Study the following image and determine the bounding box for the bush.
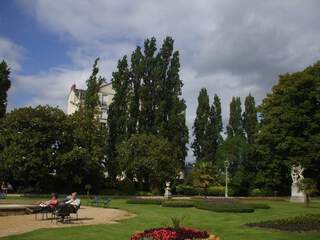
[246,214,320,232]
[194,200,254,213]
[126,199,162,205]
[249,188,272,197]
[245,203,270,209]
[162,200,194,208]
[207,186,225,196]
[176,185,197,195]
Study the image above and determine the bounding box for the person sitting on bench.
[56,192,80,221]
[27,193,59,213]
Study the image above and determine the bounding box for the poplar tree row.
[107,37,188,180]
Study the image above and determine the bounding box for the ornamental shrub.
[246,214,320,232]
[245,203,270,209]
[194,200,254,213]
[207,186,225,196]
[249,188,272,196]
[176,185,197,195]
[162,200,194,208]
[126,199,162,205]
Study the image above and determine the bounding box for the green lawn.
[1,197,320,240]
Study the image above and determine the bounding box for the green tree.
[191,161,218,196]
[117,133,180,192]
[255,61,320,193]
[128,47,143,135]
[207,94,223,163]
[227,97,243,138]
[298,178,317,207]
[0,106,67,191]
[241,94,258,192]
[243,94,257,144]
[0,60,11,118]
[58,109,107,192]
[192,88,210,162]
[84,58,105,115]
[139,38,158,133]
[155,37,188,167]
[107,56,130,180]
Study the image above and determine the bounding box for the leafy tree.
[298,178,317,207]
[117,133,180,192]
[191,161,218,196]
[107,56,131,179]
[226,97,243,138]
[0,106,67,191]
[0,60,11,118]
[192,88,210,162]
[58,109,107,192]
[255,61,320,193]
[84,58,106,114]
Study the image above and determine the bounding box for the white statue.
[164,181,172,199]
[290,164,306,203]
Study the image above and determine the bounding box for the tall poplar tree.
[243,94,257,144]
[207,94,223,163]
[155,37,188,166]
[226,97,243,138]
[139,38,158,133]
[128,47,143,135]
[192,88,210,162]
[107,56,130,179]
[84,58,106,118]
[0,60,11,118]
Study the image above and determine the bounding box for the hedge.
[126,199,162,205]
[162,200,194,208]
[194,200,255,213]
[245,203,270,209]
[246,214,320,232]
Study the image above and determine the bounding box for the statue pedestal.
[290,184,306,203]
[290,196,305,203]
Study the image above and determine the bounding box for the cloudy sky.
[1,0,320,160]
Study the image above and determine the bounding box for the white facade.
[67,83,115,123]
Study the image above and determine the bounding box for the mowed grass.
[1,197,320,240]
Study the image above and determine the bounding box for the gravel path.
[0,206,135,238]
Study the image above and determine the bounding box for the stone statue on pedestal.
[164,181,172,199]
[290,165,306,203]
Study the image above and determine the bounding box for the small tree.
[298,178,318,207]
[191,161,218,197]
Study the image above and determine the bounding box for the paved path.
[0,206,135,238]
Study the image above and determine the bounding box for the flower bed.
[130,227,219,240]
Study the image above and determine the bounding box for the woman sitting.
[28,193,59,213]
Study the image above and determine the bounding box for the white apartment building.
[67,83,115,123]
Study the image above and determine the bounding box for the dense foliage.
[255,61,320,194]
[108,37,188,186]
[117,133,180,192]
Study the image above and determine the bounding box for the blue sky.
[1,1,320,159]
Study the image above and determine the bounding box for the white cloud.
[13,0,320,161]
[0,37,25,71]
[10,67,90,110]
